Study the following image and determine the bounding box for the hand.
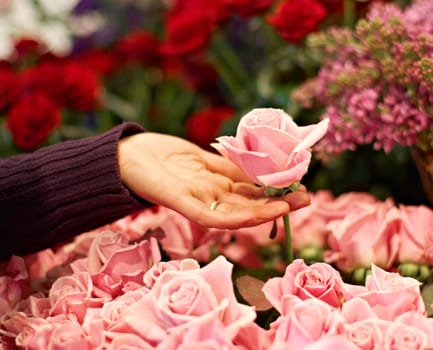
[118,132,310,229]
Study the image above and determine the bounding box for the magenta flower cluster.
[297,1,433,158]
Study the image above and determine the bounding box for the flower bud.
[351,267,371,285]
[296,246,324,264]
[397,263,431,283]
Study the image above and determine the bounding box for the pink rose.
[212,108,329,188]
[214,220,283,269]
[0,256,29,314]
[313,191,379,222]
[385,312,433,349]
[268,298,345,349]
[16,315,92,350]
[351,265,425,321]
[87,230,161,285]
[303,335,362,350]
[325,200,400,273]
[234,322,271,350]
[262,259,346,310]
[48,272,103,322]
[23,249,64,281]
[397,204,433,264]
[158,317,243,349]
[142,259,200,291]
[345,318,390,350]
[108,207,168,241]
[100,289,148,332]
[289,193,330,251]
[158,207,219,262]
[122,256,256,345]
[107,333,153,350]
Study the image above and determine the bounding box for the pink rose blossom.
[122,256,256,345]
[87,230,161,285]
[100,289,147,332]
[312,190,379,222]
[344,318,391,350]
[350,265,425,321]
[16,315,92,350]
[91,273,122,299]
[158,317,245,349]
[212,108,329,188]
[289,193,330,251]
[262,259,346,310]
[107,333,153,349]
[109,207,168,241]
[0,256,29,314]
[385,312,433,349]
[268,298,345,349]
[397,204,433,264]
[325,200,400,272]
[213,220,283,269]
[158,207,219,262]
[48,272,104,323]
[23,249,65,281]
[234,322,271,350]
[341,297,377,324]
[142,259,200,291]
[303,335,362,350]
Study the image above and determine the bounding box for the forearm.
[0,122,151,260]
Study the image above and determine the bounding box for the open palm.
[119,132,310,229]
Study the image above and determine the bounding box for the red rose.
[72,49,119,77]
[186,106,235,148]
[0,67,20,112]
[7,93,61,150]
[61,63,101,111]
[169,0,229,23]
[115,31,160,66]
[21,62,101,111]
[161,10,216,56]
[225,0,273,17]
[21,62,63,98]
[267,0,327,44]
[12,37,45,62]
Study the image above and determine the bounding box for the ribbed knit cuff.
[0,122,151,259]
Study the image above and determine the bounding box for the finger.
[200,150,252,183]
[281,191,311,211]
[173,195,290,229]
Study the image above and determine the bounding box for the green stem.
[343,0,356,29]
[283,213,293,264]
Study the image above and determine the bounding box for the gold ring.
[209,200,220,211]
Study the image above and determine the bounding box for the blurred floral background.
[0,0,430,206]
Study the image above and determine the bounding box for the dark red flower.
[169,0,229,23]
[161,10,216,56]
[115,31,160,66]
[7,93,61,151]
[186,106,235,149]
[71,49,120,77]
[225,0,273,17]
[61,63,101,111]
[0,67,20,112]
[21,61,101,111]
[267,0,327,44]
[12,38,45,61]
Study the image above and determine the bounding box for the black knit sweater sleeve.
[0,122,152,260]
